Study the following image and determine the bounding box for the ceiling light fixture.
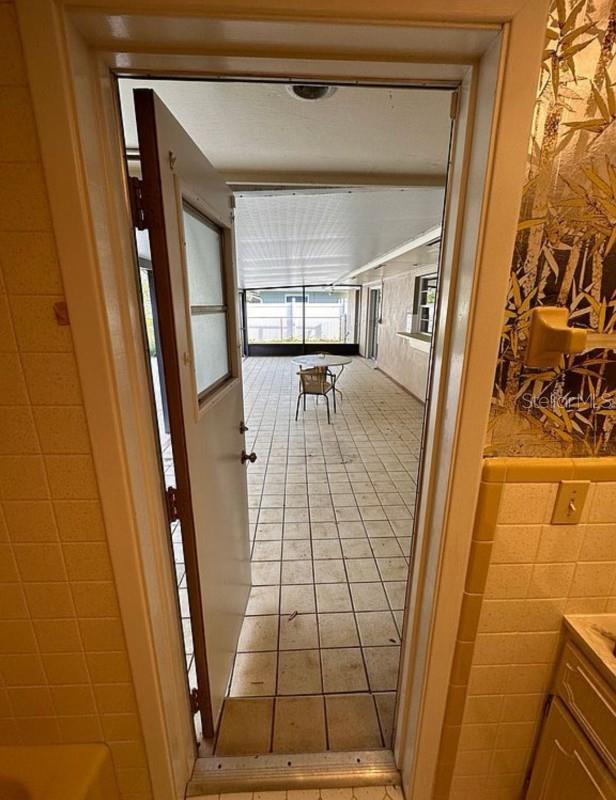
[287,84,337,101]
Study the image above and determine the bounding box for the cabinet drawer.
[554,642,616,776]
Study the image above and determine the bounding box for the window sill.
[396,331,431,352]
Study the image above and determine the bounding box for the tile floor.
[214,356,424,755]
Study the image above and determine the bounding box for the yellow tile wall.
[442,459,616,800]
[0,3,152,798]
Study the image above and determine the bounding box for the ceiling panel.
[235,187,444,288]
[119,79,452,182]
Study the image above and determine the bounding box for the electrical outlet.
[552,480,590,525]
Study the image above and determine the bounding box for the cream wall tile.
[23,583,74,618]
[491,525,540,564]
[0,584,27,618]
[527,563,575,598]
[0,295,17,351]
[587,483,616,522]
[498,484,557,525]
[0,4,27,86]
[94,683,137,714]
[33,619,81,653]
[535,525,583,563]
[45,456,98,499]
[86,652,132,684]
[0,654,45,686]
[0,354,28,404]
[0,163,51,232]
[7,686,54,717]
[58,715,103,743]
[0,455,48,500]
[51,685,96,716]
[0,232,63,295]
[484,564,532,599]
[0,87,39,162]
[0,619,37,654]
[79,619,126,652]
[33,407,90,454]
[71,582,119,617]
[3,501,58,542]
[42,652,89,685]
[579,525,616,561]
[13,543,67,582]
[570,561,616,596]
[63,542,113,582]
[21,353,83,405]
[14,717,61,745]
[54,501,106,542]
[0,543,19,581]
[9,295,72,352]
[0,407,39,454]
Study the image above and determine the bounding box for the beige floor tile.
[230,651,277,697]
[246,585,279,616]
[318,612,360,648]
[238,615,278,652]
[311,522,338,539]
[283,522,310,539]
[280,584,316,614]
[282,540,311,560]
[374,692,396,747]
[341,539,373,558]
[363,646,400,691]
[255,523,283,541]
[384,581,407,611]
[345,558,380,582]
[216,698,273,755]
[279,613,318,650]
[376,558,408,581]
[253,541,282,561]
[314,559,346,583]
[325,694,382,750]
[277,649,322,695]
[350,582,389,611]
[251,561,281,586]
[316,583,352,612]
[312,540,343,559]
[370,539,404,558]
[356,611,400,646]
[337,521,367,539]
[321,647,368,693]
[272,696,326,753]
[281,560,313,585]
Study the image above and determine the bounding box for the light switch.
[552,480,590,524]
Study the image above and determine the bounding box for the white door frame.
[15,3,549,799]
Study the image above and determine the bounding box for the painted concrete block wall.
[0,4,152,798]
[376,273,430,401]
[446,461,616,800]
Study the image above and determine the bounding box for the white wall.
[358,258,436,402]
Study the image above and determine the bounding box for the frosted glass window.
[182,201,231,398]
[192,313,230,395]
[183,206,224,306]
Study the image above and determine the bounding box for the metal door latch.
[241,450,257,464]
[239,421,249,433]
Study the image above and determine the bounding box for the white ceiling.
[119,79,451,183]
[234,187,444,288]
[119,79,448,287]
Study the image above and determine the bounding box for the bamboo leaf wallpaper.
[487,0,616,456]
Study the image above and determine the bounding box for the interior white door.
[134,88,252,732]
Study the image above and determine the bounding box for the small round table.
[291,354,352,394]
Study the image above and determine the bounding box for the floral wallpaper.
[487,0,616,456]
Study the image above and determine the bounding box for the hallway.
[214,357,423,754]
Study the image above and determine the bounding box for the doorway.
[366,287,382,361]
[21,3,548,793]
[119,76,451,757]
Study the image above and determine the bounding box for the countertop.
[564,613,616,688]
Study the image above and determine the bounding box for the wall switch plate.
[552,480,590,524]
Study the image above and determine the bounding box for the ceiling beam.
[226,170,447,188]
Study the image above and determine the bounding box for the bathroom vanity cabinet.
[527,616,616,800]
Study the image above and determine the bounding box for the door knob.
[239,421,249,434]
[241,450,257,464]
